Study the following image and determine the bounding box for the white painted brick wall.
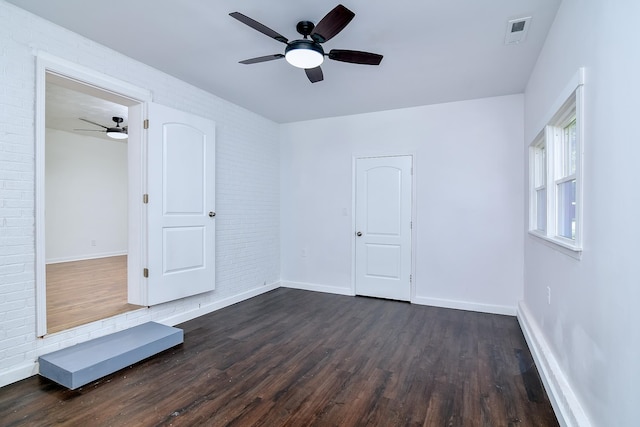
[0,1,280,386]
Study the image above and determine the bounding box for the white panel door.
[355,156,412,301]
[144,103,215,306]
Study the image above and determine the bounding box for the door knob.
[209,211,216,218]
[356,231,362,237]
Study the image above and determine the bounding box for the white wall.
[522,0,640,425]
[0,1,280,387]
[45,128,128,262]
[281,95,524,314]
[10,4,633,425]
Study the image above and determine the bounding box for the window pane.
[535,146,546,187]
[536,188,546,232]
[557,179,576,239]
[561,119,577,177]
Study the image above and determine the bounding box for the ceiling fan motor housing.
[296,20,315,36]
[286,39,324,54]
[107,116,127,139]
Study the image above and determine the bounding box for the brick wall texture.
[0,1,280,386]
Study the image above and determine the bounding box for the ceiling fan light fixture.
[285,40,324,69]
[106,128,128,140]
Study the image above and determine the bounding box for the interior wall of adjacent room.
[45,128,128,263]
[0,1,280,387]
[280,94,524,313]
[522,0,640,425]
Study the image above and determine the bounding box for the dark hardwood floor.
[0,288,558,426]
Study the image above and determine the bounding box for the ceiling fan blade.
[79,118,108,129]
[305,66,324,83]
[239,54,285,65]
[328,49,383,65]
[311,4,355,43]
[74,129,105,132]
[229,12,288,44]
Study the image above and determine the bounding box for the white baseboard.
[517,301,592,427]
[46,251,128,264]
[280,281,354,296]
[281,284,516,316]
[412,295,516,316]
[158,281,281,327]
[0,361,39,388]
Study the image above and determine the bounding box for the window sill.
[528,230,582,259]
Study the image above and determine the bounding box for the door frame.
[35,53,151,336]
[351,153,417,301]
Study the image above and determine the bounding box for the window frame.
[528,79,584,253]
[530,136,547,233]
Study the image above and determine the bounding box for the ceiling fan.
[230,4,383,83]
[75,116,128,140]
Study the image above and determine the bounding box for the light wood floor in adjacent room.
[4,288,559,426]
[46,255,142,334]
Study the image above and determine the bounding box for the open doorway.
[44,78,142,333]
[35,56,150,336]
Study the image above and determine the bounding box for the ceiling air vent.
[504,16,531,45]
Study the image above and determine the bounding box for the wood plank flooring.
[1,288,559,426]
[46,256,142,334]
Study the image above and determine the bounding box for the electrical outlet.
[301,249,307,258]
[263,280,267,286]
[546,286,551,305]
[91,240,96,246]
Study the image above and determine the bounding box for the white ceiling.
[46,82,128,142]
[9,0,561,123]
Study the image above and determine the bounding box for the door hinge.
[143,268,149,278]
[143,194,149,204]
[143,119,149,129]
[410,274,412,284]
[410,221,413,229]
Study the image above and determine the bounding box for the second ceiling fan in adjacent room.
[75,116,128,140]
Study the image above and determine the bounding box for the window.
[529,80,583,251]
[556,118,577,239]
[532,140,546,232]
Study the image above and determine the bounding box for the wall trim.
[46,251,128,265]
[34,53,151,337]
[412,295,516,316]
[0,362,39,389]
[517,301,592,427]
[281,281,354,296]
[281,283,516,315]
[159,282,281,327]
